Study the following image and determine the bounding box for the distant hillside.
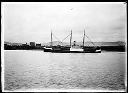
[4,41,22,46]
[42,41,126,46]
[41,41,69,46]
[4,41,125,46]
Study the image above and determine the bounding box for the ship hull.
[43,47,52,52]
[44,46,101,53]
[51,51,101,53]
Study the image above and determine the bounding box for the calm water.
[4,50,126,91]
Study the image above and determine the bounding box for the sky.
[2,2,127,43]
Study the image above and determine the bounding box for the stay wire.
[85,34,95,46]
[62,33,71,42]
[52,33,63,44]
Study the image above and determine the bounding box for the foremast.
[51,30,53,47]
[83,29,85,47]
[70,30,72,47]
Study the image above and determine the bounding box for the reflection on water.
[4,50,126,91]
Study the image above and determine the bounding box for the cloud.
[3,3,126,43]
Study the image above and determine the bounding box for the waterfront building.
[30,42,35,46]
[36,44,41,47]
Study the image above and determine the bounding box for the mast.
[83,29,85,47]
[70,30,72,47]
[51,30,53,47]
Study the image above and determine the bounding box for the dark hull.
[44,46,101,53]
[44,48,52,52]
[51,51,101,53]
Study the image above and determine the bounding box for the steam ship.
[44,29,101,53]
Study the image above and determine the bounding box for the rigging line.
[52,33,63,44]
[86,35,95,46]
[62,33,71,42]
[52,33,61,41]
[85,34,95,46]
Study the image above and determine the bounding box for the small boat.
[44,29,101,53]
[43,46,52,52]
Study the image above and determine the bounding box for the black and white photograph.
[1,2,127,92]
